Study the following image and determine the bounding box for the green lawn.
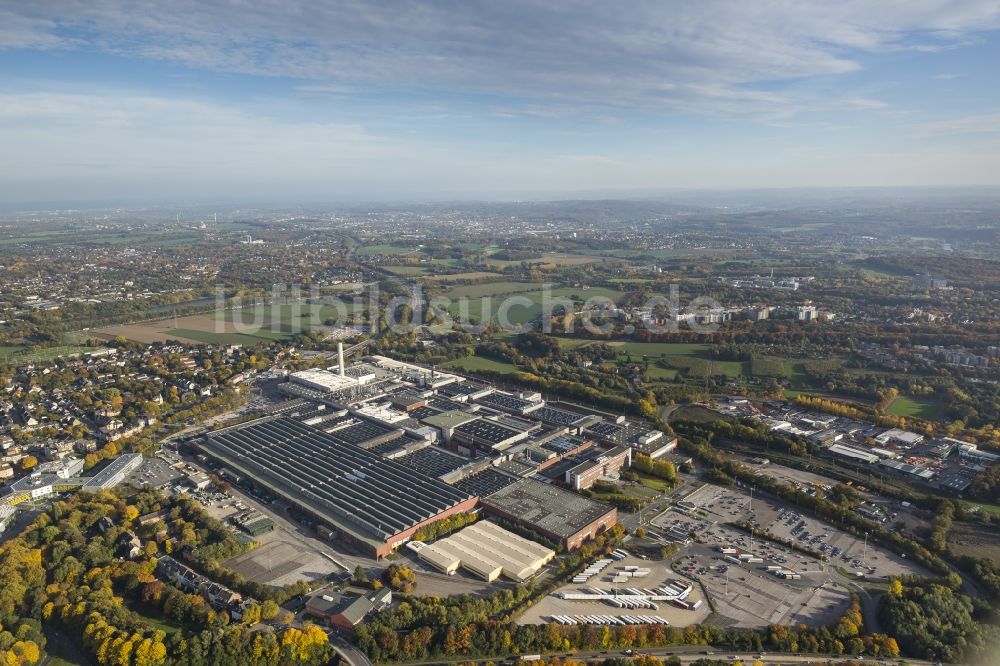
[443,281,540,299]
[611,341,712,357]
[128,603,181,635]
[645,364,679,380]
[668,404,731,424]
[382,265,430,276]
[442,284,625,325]
[443,356,519,374]
[0,344,93,362]
[633,472,675,492]
[219,302,363,329]
[357,244,421,256]
[887,395,946,420]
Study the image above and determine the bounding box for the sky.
[2,0,1000,205]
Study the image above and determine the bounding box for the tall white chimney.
[337,342,346,376]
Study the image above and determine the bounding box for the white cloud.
[5,1,999,117]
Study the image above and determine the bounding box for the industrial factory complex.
[194,350,677,559]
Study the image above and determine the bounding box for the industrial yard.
[519,554,710,627]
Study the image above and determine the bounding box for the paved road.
[402,646,934,666]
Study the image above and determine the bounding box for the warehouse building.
[198,417,477,558]
[82,453,144,491]
[474,391,545,416]
[480,478,617,550]
[452,418,529,455]
[410,520,554,581]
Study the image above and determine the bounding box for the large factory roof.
[82,453,143,490]
[475,392,541,414]
[452,468,520,497]
[421,410,479,430]
[453,418,525,446]
[199,418,474,547]
[395,446,471,478]
[290,369,360,393]
[481,478,614,540]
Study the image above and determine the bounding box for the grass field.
[669,404,732,424]
[645,364,679,380]
[129,604,181,635]
[0,344,94,362]
[443,356,519,374]
[441,283,625,325]
[94,302,362,346]
[442,281,540,299]
[220,302,363,328]
[357,244,421,256]
[887,395,946,420]
[608,341,712,357]
[482,252,607,268]
[382,265,430,276]
[423,271,503,282]
[164,328,278,346]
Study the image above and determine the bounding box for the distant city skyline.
[2,1,1000,205]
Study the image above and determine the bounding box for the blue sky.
[1,0,1000,204]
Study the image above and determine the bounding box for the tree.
[18,456,38,472]
[261,599,280,621]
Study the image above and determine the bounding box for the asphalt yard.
[519,556,710,627]
[128,455,184,490]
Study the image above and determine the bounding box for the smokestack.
[338,342,345,377]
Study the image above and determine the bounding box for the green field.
[751,357,791,378]
[669,404,732,424]
[887,395,946,420]
[165,329,280,346]
[483,252,606,267]
[553,337,602,350]
[382,265,430,276]
[442,281,541,299]
[443,356,519,374]
[357,244,421,256]
[441,283,625,325]
[609,341,712,358]
[129,604,181,635]
[0,344,94,362]
[645,364,679,380]
[219,302,363,328]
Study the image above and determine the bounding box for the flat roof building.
[480,478,617,550]
[198,417,477,558]
[452,418,529,455]
[290,369,361,393]
[412,520,554,581]
[565,445,632,490]
[83,453,144,491]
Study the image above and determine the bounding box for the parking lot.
[764,508,928,580]
[643,481,933,627]
[127,455,183,489]
[226,529,342,587]
[519,556,710,627]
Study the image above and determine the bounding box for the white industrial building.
[410,520,554,582]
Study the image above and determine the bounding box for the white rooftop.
[290,369,360,393]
